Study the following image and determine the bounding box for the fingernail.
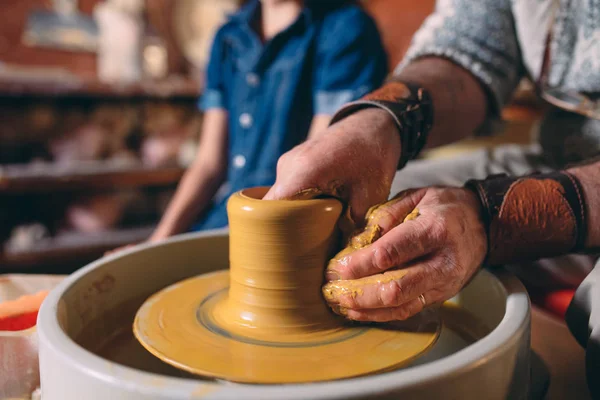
[325,269,340,281]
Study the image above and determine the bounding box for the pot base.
[134,270,441,384]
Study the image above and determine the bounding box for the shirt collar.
[230,0,313,28]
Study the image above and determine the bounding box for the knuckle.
[426,189,443,204]
[383,279,404,306]
[293,146,318,168]
[371,206,402,229]
[422,258,449,288]
[277,150,294,168]
[375,284,387,307]
[427,216,449,245]
[276,151,292,173]
[372,243,398,272]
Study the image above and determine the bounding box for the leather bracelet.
[329,81,434,169]
[465,171,588,266]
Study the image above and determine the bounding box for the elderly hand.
[263,109,401,223]
[322,186,487,322]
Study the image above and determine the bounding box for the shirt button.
[239,113,253,128]
[246,73,259,87]
[233,155,246,169]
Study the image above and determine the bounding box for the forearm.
[150,163,225,241]
[393,57,488,149]
[330,57,489,171]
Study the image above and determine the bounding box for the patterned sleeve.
[396,0,523,131]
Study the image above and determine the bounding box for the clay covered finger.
[325,189,425,281]
[325,207,439,281]
[322,264,439,311]
[342,291,426,322]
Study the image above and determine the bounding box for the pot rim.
[38,229,530,399]
[233,186,342,208]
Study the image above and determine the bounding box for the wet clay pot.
[218,186,344,340]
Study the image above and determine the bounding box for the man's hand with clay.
[264,58,491,322]
[265,52,600,323]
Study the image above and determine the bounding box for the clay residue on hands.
[403,207,420,222]
[325,195,420,279]
[289,180,347,202]
[323,191,420,310]
[323,269,409,306]
[290,187,323,200]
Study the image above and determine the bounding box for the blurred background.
[0,0,540,274]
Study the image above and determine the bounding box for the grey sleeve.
[395,0,523,133]
[566,260,600,398]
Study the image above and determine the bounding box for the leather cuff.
[465,172,587,266]
[329,81,434,169]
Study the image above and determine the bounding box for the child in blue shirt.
[150,0,387,241]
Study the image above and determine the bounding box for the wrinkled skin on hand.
[263,109,401,224]
[322,187,487,322]
[264,108,486,322]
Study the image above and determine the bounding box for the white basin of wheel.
[37,230,531,400]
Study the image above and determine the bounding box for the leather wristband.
[329,81,434,169]
[465,171,588,266]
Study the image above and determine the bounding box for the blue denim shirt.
[191,0,387,230]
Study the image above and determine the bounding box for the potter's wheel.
[37,229,531,400]
[133,270,439,384]
[133,188,440,384]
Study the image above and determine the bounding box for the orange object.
[0,290,49,331]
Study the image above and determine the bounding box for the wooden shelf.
[0,161,185,193]
[0,225,154,271]
[0,69,202,99]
